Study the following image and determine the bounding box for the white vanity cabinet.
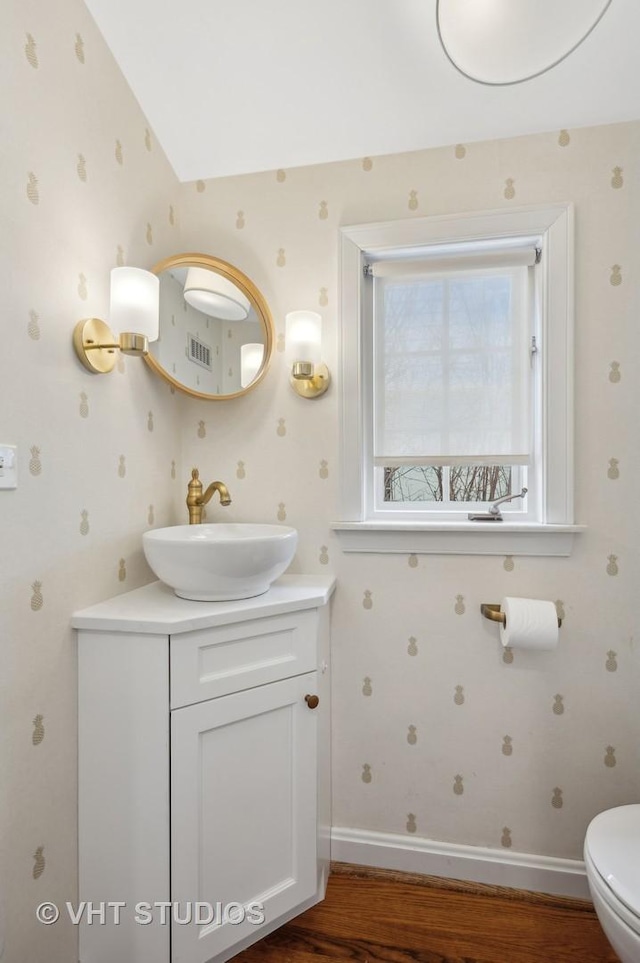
[73,575,334,963]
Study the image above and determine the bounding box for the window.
[334,205,582,555]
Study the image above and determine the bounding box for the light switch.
[0,445,17,489]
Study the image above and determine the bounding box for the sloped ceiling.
[83,0,640,181]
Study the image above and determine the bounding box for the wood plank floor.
[234,863,620,963]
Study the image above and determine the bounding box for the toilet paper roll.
[499,596,559,650]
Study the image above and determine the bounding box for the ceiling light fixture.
[183,267,250,321]
[436,0,613,86]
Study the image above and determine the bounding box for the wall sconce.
[240,343,265,388]
[73,267,160,374]
[285,310,330,399]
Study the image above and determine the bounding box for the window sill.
[331,521,585,556]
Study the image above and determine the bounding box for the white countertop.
[72,575,336,635]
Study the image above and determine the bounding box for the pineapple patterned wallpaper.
[178,120,640,865]
[3,0,640,959]
[2,0,182,959]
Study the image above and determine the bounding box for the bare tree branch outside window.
[384,464,511,503]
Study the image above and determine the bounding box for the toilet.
[584,805,640,963]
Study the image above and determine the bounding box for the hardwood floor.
[234,863,620,963]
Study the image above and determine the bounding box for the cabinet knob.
[304,694,320,709]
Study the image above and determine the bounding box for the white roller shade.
[369,244,538,278]
[373,259,533,468]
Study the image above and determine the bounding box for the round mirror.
[146,253,274,400]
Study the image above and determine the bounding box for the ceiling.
[83,0,640,182]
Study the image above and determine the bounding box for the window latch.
[468,487,528,522]
[530,335,538,366]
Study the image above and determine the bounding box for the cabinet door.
[171,672,318,963]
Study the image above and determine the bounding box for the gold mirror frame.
[146,252,275,401]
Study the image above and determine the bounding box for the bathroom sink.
[143,523,298,601]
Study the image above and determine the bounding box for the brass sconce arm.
[187,468,232,524]
[73,320,151,373]
[290,362,331,399]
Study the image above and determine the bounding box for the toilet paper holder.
[481,602,562,628]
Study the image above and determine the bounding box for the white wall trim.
[332,521,584,556]
[331,827,590,900]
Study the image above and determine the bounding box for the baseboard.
[330,827,590,900]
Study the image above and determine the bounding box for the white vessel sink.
[143,523,298,601]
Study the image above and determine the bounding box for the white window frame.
[333,204,584,556]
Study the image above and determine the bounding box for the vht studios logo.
[36,901,265,926]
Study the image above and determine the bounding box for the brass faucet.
[186,468,232,524]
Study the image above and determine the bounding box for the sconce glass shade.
[285,310,322,366]
[436,0,612,85]
[240,343,265,388]
[110,267,159,342]
[183,267,251,321]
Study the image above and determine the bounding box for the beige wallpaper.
[177,121,640,863]
[2,0,182,959]
[3,0,640,959]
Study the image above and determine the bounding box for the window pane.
[383,466,444,502]
[383,465,513,504]
[449,466,512,502]
[448,350,515,454]
[382,279,443,353]
[382,355,443,457]
[448,275,512,349]
[374,267,530,462]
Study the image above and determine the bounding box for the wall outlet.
[0,445,17,489]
